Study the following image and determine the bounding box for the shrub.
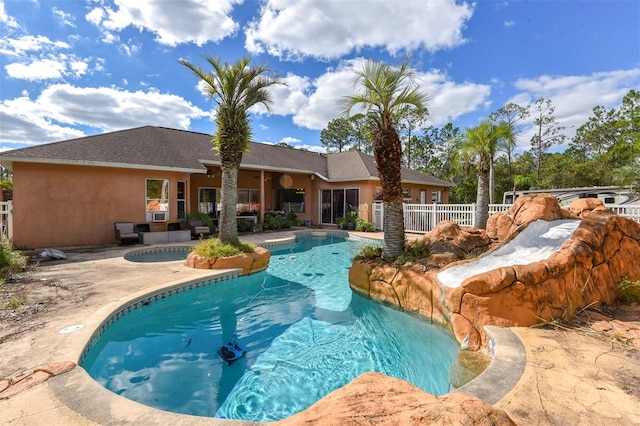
[394,240,431,266]
[0,179,12,191]
[0,243,26,277]
[192,238,256,259]
[353,245,384,263]
[354,239,431,266]
[183,212,214,230]
[237,218,254,233]
[263,213,299,230]
[355,218,374,232]
[616,278,640,304]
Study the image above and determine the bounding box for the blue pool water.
[124,246,191,263]
[82,235,459,422]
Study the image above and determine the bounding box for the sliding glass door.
[320,188,359,224]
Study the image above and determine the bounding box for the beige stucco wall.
[12,162,189,249]
[11,161,451,248]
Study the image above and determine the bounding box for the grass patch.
[4,297,25,310]
[192,238,256,259]
[0,243,27,278]
[616,278,640,304]
[353,239,431,266]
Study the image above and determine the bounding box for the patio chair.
[114,222,139,245]
[167,222,181,231]
[188,219,212,239]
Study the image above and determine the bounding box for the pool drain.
[59,324,84,334]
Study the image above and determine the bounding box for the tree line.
[321,89,640,219]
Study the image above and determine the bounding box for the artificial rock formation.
[185,246,270,275]
[349,194,640,350]
[275,372,516,426]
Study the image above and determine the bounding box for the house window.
[146,178,169,221]
[177,181,186,220]
[199,188,218,216]
[279,188,305,213]
[432,190,442,203]
[237,189,260,213]
[402,188,411,200]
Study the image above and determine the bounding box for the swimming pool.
[82,234,459,422]
[124,246,191,263]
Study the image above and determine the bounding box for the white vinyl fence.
[372,202,640,233]
[0,201,12,244]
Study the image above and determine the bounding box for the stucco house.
[0,126,453,249]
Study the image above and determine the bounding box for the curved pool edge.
[454,326,527,404]
[46,233,527,424]
[50,302,526,425]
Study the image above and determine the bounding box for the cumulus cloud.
[52,7,76,28]
[264,58,491,132]
[0,0,19,30]
[85,0,242,46]
[508,68,640,150]
[0,35,69,57]
[245,0,474,60]
[0,84,208,145]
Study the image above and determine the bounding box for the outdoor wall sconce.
[206,168,215,178]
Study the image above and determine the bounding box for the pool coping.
[49,233,527,424]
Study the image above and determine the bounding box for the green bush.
[183,212,214,230]
[354,239,431,266]
[355,218,374,232]
[394,240,431,266]
[192,238,256,259]
[237,218,254,233]
[0,179,12,191]
[262,213,299,230]
[617,278,640,304]
[353,245,384,263]
[0,243,26,277]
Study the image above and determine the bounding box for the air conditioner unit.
[152,211,167,222]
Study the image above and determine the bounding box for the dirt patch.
[0,270,95,345]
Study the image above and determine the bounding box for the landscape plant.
[180,55,283,246]
[342,56,429,258]
[191,238,255,259]
[0,243,26,277]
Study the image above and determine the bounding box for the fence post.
[472,203,477,228]
[431,203,438,229]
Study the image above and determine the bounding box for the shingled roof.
[0,126,452,186]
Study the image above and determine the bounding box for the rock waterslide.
[349,194,640,350]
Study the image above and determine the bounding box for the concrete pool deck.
[1,230,639,425]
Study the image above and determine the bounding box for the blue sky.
[1,0,638,154]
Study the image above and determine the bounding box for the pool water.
[82,235,459,422]
[124,246,191,263]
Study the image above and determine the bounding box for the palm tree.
[180,56,282,244]
[341,57,429,258]
[457,120,512,228]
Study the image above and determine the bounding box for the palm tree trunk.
[475,169,490,229]
[219,166,239,244]
[373,127,405,258]
[489,158,495,204]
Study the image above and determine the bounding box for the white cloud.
[0,84,208,144]
[267,59,491,132]
[508,68,640,150]
[245,0,474,60]
[5,58,67,80]
[52,7,76,28]
[0,0,19,30]
[504,20,515,28]
[416,70,492,126]
[85,0,242,46]
[0,35,69,57]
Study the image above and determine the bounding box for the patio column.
[260,169,265,223]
